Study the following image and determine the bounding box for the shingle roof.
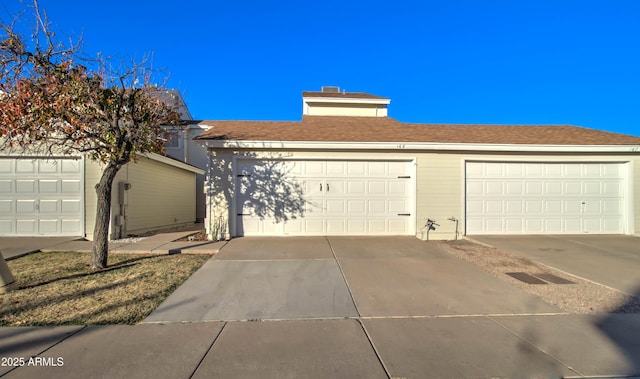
[302,91,389,100]
[197,116,640,145]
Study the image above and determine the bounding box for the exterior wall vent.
[321,86,340,93]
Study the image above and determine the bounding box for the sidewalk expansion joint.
[189,321,227,379]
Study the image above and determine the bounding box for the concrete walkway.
[2,236,640,378]
[0,230,223,260]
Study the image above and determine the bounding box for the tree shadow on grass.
[16,254,161,290]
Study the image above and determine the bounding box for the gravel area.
[437,239,640,314]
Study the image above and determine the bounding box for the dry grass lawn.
[0,252,210,326]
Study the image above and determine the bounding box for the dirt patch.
[0,252,209,326]
[438,240,640,314]
[176,231,209,242]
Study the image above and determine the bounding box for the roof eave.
[196,140,640,153]
[302,96,391,105]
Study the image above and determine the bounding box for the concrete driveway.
[145,236,558,323]
[140,236,640,377]
[470,235,640,296]
[4,236,640,378]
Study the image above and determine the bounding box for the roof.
[302,91,389,100]
[196,116,640,145]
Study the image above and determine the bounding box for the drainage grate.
[506,272,548,284]
[533,273,576,284]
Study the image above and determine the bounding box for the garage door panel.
[347,200,366,214]
[39,180,58,193]
[505,219,522,233]
[525,200,543,213]
[603,200,621,214]
[466,181,483,195]
[505,200,522,213]
[17,200,36,213]
[388,181,409,195]
[466,162,625,235]
[485,200,503,213]
[0,220,12,233]
[544,219,562,233]
[61,159,81,173]
[39,219,59,233]
[16,180,36,193]
[486,182,502,195]
[347,219,366,233]
[389,218,409,233]
[505,181,523,195]
[326,161,346,175]
[368,219,386,233]
[39,200,59,213]
[526,182,543,195]
[16,219,36,233]
[564,181,581,195]
[603,218,622,233]
[61,199,82,213]
[368,200,386,214]
[0,160,11,173]
[16,160,36,173]
[367,162,387,176]
[347,181,366,195]
[0,200,12,213]
[62,219,82,233]
[327,219,346,233]
[368,181,386,194]
[388,199,408,213]
[326,199,345,214]
[61,180,81,194]
[525,219,543,233]
[346,161,366,176]
[39,160,58,173]
[0,180,11,193]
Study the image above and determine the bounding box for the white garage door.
[466,162,626,234]
[0,158,84,236]
[235,159,414,236]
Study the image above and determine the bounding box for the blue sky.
[3,0,639,136]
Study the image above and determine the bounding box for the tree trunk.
[91,163,121,270]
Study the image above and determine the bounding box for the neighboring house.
[0,153,202,240]
[196,87,640,240]
[0,89,204,240]
[156,90,210,222]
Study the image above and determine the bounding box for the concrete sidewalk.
[0,230,224,260]
[1,315,639,378]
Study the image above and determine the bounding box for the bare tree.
[0,1,181,270]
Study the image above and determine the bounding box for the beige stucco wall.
[206,148,640,240]
[85,156,197,240]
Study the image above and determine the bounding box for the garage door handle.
[320,183,322,191]
[397,213,411,216]
[237,213,250,216]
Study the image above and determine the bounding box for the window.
[164,132,181,149]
